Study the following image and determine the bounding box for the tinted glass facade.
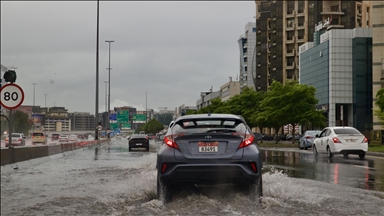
[352,37,373,133]
[299,41,329,105]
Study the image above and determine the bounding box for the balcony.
[286,10,295,18]
[321,7,345,15]
[297,23,305,29]
[286,24,295,31]
[297,36,305,43]
[286,49,295,57]
[258,30,261,34]
[297,9,305,16]
[286,36,295,44]
[286,62,295,70]
[258,41,261,45]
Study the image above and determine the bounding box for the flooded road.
[1,139,384,216]
[262,149,384,192]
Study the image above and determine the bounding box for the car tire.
[359,152,365,159]
[129,147,132,152]
[313,145,318,156]
[249,175,263,204]
[157,175,171,203]
[298,142,302,150]
[327,147,333,158]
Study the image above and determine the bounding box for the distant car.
[68,134,77,142]
[128,134,149,151]
[59,134,69,142]
[157,114,263,203]
[51,133,60,141]
[275,134,287,141]
[139,131,145,135]
[262,134,274,141]
[299,130,322,150]
[147,134,155,139]
[286,133,302,142]
[31,132,48,145]
[253,133,263,141]
[5,133,26,147]
[313,126,368,159]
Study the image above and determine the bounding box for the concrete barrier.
[13,146,49,164]
[0,139,108,167]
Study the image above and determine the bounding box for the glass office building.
[299,28,372,136]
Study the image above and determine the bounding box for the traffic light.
[3,70,17,83]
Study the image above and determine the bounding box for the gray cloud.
[1,1,255,113]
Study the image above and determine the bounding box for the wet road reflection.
[262,150,384,192]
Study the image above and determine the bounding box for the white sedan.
[68,135,78,142]
[313,126,368,159]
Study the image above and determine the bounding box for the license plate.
[198,142,218,152]
[136,143,142,145]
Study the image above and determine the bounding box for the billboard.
[32,114,45,126]
[133,114,146,123]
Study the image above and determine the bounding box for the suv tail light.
[305,136,313,139]
[18,138,22,142]
[362,137,368,143]
[332,137,342,143]
[238,134,255,148]
[164,135,179,149]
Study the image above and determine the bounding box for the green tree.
[373,88,384,126]
[256,80,326,144]
[12,110,32,135]
[136,119,164,134]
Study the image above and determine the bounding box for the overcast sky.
[1,1,256,114]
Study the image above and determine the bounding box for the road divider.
[0,139,108,168]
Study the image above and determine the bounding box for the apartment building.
[254,0,372,91]
[372,1,384,130]
[68,112,95,131]
[238,22,256,90]
[220,77,241,102]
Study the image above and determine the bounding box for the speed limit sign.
[0,83,25,109]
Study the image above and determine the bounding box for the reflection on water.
[261,150,384,192]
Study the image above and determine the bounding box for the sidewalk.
[259,146,384,158]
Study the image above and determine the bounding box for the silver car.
[156,114,263,203]
[299,130,322,150]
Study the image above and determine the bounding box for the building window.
[252,27,256,32]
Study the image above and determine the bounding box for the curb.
[259,147,384,157]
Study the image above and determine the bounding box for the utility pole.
[95,0,100,140]
[32,83,37,133]
[105,40,114,131]
[146,91,147,123]
[44,94,47,107]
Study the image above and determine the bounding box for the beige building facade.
[372,1,384,130]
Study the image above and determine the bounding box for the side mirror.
[315,134,319,138]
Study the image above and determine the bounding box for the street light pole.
[32,83,37,133]
[95,0,100,140]
[146,91,147,124]
[105,40,114,131]
[44,94,47,107]
[104,81,108,113]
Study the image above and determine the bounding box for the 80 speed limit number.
[0,84,25,109]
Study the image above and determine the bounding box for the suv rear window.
[172,118,248,134]
[33,133,44,136]
[334,128,361,135]
[11,134,21,138]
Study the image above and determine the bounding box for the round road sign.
[0,83,25,110]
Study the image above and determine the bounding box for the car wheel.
[359,152,365,159]
[343,153,348,158]
[249,175,263,204]
[157,175,171,203]
[298,142,302,150]
[327,147,333,158]
[129,147,131,152]
[313,145,318,156]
